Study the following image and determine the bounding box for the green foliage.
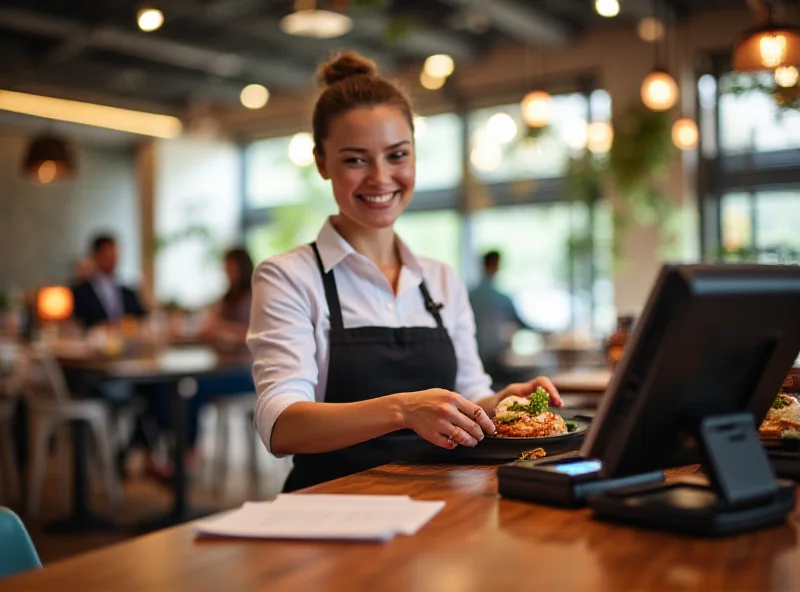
[724,72,800,113]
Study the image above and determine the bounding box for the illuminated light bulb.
[586,121,614,153]
[595,0,620,18]
[637,17,664,42]
[486,113,518,144]
[424,54,455,79]
[520,90,551,127]
[671,117,699,150]
[775,65,799,88]
[37,286,74,321]
[470,136,503,173]
[137,8,164,32]
[420,71,446,90]
[288,132,315,167]
[760,33,787,68]
[37,160,58,184]
[240,84,269,109]
[640,70,679,111]
[563,118,588,150]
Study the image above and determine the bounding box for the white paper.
[195,495,445,541]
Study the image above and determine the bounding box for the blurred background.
[1,0,800,565]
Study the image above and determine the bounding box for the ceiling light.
[775,65,799,87]
[486,113,518,144]
[37,286,74,321]
[240,84,269,109]
[595,0,620,18]
[22,134,76,183]
[288,133,315,167]
[0,90,182,138]
[733,24,800,72]
[137,8,164,32]
[586,121,614,153]
[562,118,588,150]
[671,117,698,150]
[520,90,551,128]
[640,69,679,111]
[637,17,664,42]
[280,7,352,39]
[424,54,455,79]
[420,71,446,90]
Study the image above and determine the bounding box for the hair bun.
[316,51,378,87]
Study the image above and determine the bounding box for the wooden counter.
[4,463,799,591]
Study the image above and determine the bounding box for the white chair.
[23,348,121,517]
[204,394,260,497]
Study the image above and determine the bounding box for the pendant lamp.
[733,19,800,72]
[640,2,679,111]
[279,0,352,39]
[21,133,76,183]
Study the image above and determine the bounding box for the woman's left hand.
[493,376,563,413]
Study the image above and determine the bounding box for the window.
[413,113,463,192]
[394,210,461,272]
[721,191,800,262]
[719,73,800,154]
[467,93,590,182]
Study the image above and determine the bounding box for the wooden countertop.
[4,464,800,592]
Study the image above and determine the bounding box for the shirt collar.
[315,217,424,279]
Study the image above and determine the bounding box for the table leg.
[43,420,115,534]
[136,378,211,533]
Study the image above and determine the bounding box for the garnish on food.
[492,388,568,438]
[507,387,550,415]
[564,420,578,433]
[519,447,546,461]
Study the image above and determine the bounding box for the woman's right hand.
[397,389,497,449]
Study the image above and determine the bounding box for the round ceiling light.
[775,65,799,87]
[637,17,664,42]
[240,84,269,109]
[137,8,164,32]
[520,90,552,128]
[279,9,352,39]
[424,54,455,79]
[595,0,620,18]
[420,71,446,90]
[288,133,315,167]
[640,69,679,111]
[586,121,614,153]
[486,113,518,144]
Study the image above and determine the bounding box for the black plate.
[414,416,591,464]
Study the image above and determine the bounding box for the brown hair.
[312,51,414,155]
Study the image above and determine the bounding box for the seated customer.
[72,234,146,329]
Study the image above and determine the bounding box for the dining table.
[4,462,799,591]
[53,342,253,533]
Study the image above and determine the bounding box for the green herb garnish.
[498,412,522,424]
[505,387,550,415]
[773,396,790,409]
[565,420,578,433]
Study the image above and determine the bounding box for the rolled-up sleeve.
[446,267,494,402]
[247,260,318,456]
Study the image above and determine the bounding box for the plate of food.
[759,392,800,451]
[416,388,591,463]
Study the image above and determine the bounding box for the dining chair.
[23,348,121,517]
[204,393,261,497]
[0,397,21,506]
[0,506,42,580]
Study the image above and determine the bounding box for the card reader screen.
[553,460,602,476]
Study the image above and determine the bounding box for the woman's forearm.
[270,395,407,455]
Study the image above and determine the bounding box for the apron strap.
[311,242,445,330]
[418,281,445,329]
[310,242,344,331]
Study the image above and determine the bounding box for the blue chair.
[0,507,42,579]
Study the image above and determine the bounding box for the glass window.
[720,192,752,252]
[467,93,589,182]
[470,202,611,334]
[245,136,328,208]
[754,190,800,259]
[719,72,800,153]
[414,113,463,192]
[394,210,461,272]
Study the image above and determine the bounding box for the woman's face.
[316,105,415,230]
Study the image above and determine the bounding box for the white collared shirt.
[90,273,123,320]
[247,219,493,455]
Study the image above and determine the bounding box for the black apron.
[282,242,458,492]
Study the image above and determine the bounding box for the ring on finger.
[447,427,460,447]
[473,407,483,419]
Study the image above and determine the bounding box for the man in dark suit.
[72,234,146,328]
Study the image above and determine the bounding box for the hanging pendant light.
[21,133,76,183]
[280,0,352,39]
[641,69,679,111]
[733,22,800,72]
[671,117,698,151]
[521,91,551,128]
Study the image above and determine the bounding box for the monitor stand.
[587,412,797,536]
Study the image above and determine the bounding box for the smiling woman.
[245,51,563,493]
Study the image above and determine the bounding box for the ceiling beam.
[437,0,573,48]
[0,6,314,89]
